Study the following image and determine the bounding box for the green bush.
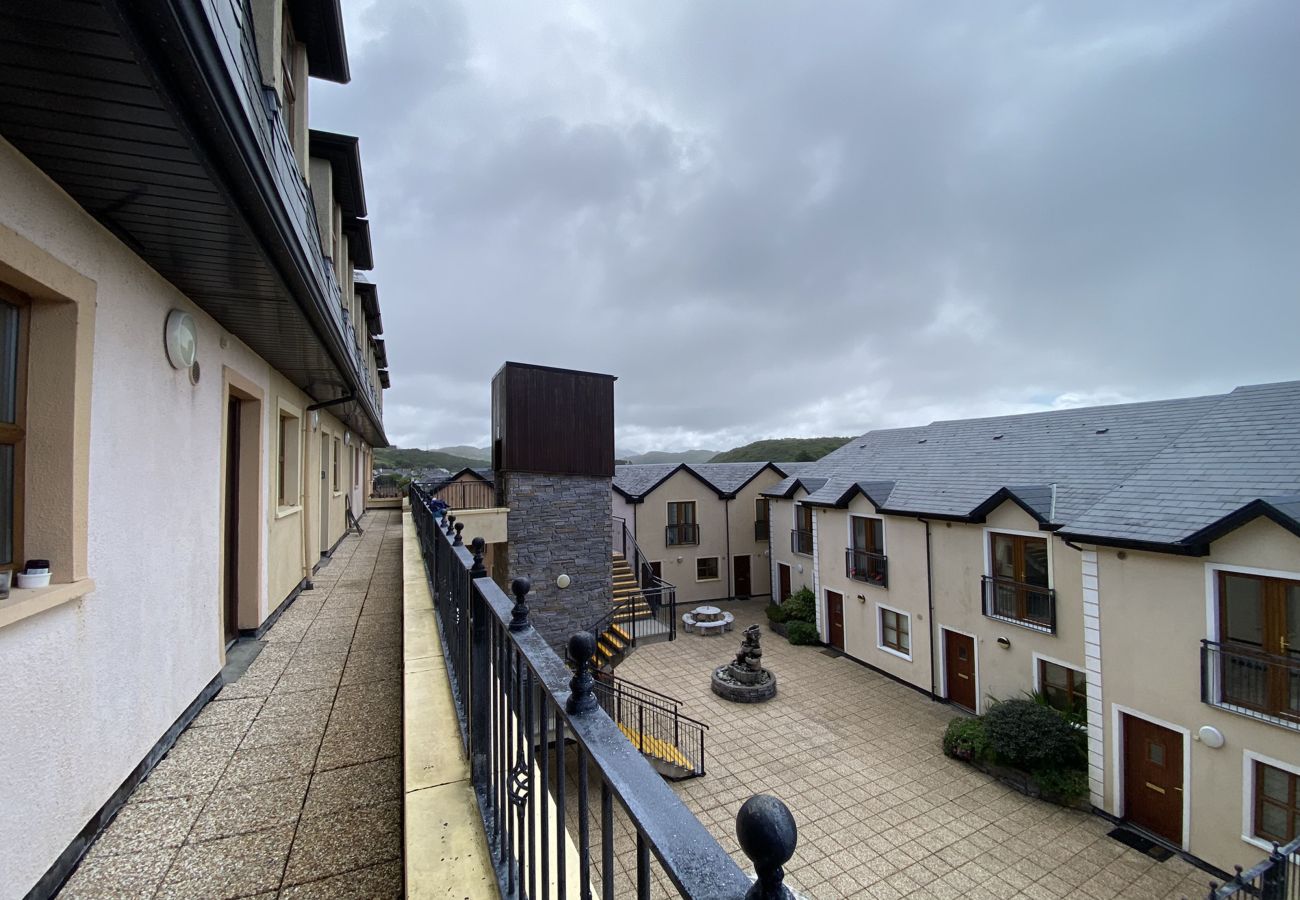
[765,603,791,624]
[782,587,816,624]
[786,620,820,645]
[942,717,988,762]
[983,699,1084,771]
[1033,767,1089,804]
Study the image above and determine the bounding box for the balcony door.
[990,533,1050,624]
[1218,571,1300,718]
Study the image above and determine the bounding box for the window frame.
[696,556,720,582]
[276,404,302,513]
[666,500,698,546]
[1244,751,1300,851]
[877,602,912,660]
[332,436,341,494]
[0,285,29,572]
[1034,654,1088,723]
[793,503,814,556]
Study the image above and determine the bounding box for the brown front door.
[1123,714,1183,845]
[223,397,241,645]
[944,630,977,711]
[778,563,791,601]
[734,555,751,598]
[826,591,844,650]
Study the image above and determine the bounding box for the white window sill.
[276,504,303,519]
[877,644,913,662]
[0,578,95,630]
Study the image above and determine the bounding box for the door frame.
[319,429,331,554]
[939,626,980,713]
[825,589,845,651]
[1112,704,1191,850]
[777,562,792,601]
[733,554,751,599]
[220,367,264,658]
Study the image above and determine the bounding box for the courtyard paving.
[615,599,1213,900]
[58,511,404,899]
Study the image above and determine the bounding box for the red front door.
[778,563,791,601]
[826,591,844,650]
[944,630,977,712]
[1122,714,1183,845]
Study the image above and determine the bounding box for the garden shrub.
[1033,767,1089,804]
[942,716,988,762]
[765,603,791,624]
[782,587,816,624]
[786,620,820,645]
[983,699,1084,771]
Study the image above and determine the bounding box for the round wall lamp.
[311,411,320,432]
[856,594,866,604]
[796,564,804,574]
[556,574,571,589]
[345,431,352,446]
[996,636,1011,649]
[164,309,198,370]
[1197,725,1225,749]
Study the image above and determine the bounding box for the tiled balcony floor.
[615,599,1212,900]
[58,511,404,899]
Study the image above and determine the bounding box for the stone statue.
[735,625,763,671]
[713,623,777,702]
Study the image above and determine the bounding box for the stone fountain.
[711,624,777,703]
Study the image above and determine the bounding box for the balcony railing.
[846,548,888,587]
[665,523,700,546]
[1202,640,1300,730]
[755,519,769,542]
[409,486,800,898]
[981,576,1055,633]
[1203,834,1300,897]
[791,529,813,556]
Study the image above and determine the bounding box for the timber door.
[734,555,751,598]
[826,590,845,650]
[944,630,977,711]
[778,563,792,601]
[1122,714,1183,845]
[223,398,241,644]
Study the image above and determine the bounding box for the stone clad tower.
[491,362,615,653]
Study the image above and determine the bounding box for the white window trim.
[1242,750,1300,852]
[666,499,698,546]
[875,601,913,661]
[983,526,1054,588]
[1203,561,1300,643]
[939,626,981,714]
[1111,704,1192,851]
[1031,652,1087,692]
[695,556,721,582]
[275,399,304,515]
[847,512,887,556]
[793,501,814,557]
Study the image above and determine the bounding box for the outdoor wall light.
[311,411,320,432]
[1197,725,1225,749]
[556,574,571,589]
[796,564,803,574]
[344,431,352,446]
[996,636,1011,649]
[164,309,198,370]
[856,594,866,603]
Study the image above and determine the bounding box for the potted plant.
[16,559,51,589]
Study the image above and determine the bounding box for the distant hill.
[709,437,853,463]
[618,449,719,465]
[373,447,483,472]
[433,445,490,461]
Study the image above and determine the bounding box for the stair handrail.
[591,673,709,777]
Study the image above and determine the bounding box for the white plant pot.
[16,572,51,589]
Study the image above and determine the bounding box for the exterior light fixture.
[996,636,1011,649]
[311,411,320,431]
[344,431,352,446]
[556,574,571,589]
[164,309,198,370]
[1197,725,1225,748]
[856,594,866,603]
[796,564,803,574]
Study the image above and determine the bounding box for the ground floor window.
[1039,659,1088,723]
[879,606,911,657]
[1255,760,1300,844]
[696,557,719,581]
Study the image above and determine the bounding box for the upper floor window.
[848,516,886,586]
[754,498,769,541]
[666,501,698,546]
[984,532,1054,632]
[792,504,813,555]
[0,290,28,570]
[1209,571,1300,721]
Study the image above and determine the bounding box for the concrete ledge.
[402,510,498,899]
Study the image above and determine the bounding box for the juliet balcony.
[981,575,1056,634]
[1201,639,1300,732]
[846,548,888,588]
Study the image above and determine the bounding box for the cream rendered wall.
[636,469,730,605]
[1095,518,1300,870]
[927,502,1085,713]
[612,490,635,537]
[727,469,784,598]
[816,502,933,688]
[768,494,815,605]
[0,139,282,895]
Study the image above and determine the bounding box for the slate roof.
[613,462,787,500]
[760,380,1300,552]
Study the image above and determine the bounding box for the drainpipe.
[920,517,937,700]
[725,498,733,599]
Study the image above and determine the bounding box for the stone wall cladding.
[501,471,613,654]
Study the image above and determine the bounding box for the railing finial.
[509,577,531,631]
[470,537,487,577]
[736,794,797,900]
[566,631,598,714]
[453,521,464,546]
[445,513,456,536]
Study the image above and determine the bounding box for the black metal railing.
[791,529,813,556]
[592,674,707,778]
[665,522,700,546]
[415,478,496,510]
[755,519,769,542]
[410,484,798,898]
[587,586,678,659]
[1204,835,1300,898]
[1202,640,1300,730]
[846,548,888,587]
[981,575,1056,633]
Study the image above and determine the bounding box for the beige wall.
[1095,518,1300,869]
[632,469,730,605]
[726,468,784,598]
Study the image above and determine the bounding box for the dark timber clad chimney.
[492,362,616,653]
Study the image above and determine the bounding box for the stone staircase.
[592,552,671,670]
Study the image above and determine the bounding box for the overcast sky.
[314,1,1300,453]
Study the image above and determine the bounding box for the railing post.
[468,548,491,786]
[509,577,531,632]
[470,537,487,577]
[566,632,598,715]
[736,795,797,900]
[1261,843,1287,900]
[453,521,464,546]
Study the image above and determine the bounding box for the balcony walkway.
[58,511,404,899]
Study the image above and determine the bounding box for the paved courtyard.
[616,599,1213,900]
[58,511,403,899]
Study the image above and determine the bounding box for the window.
[793,504,813,555]
[755,498,769,541]
[696,557,719,581]
[1038,659,1087,722]
[1214,571,1300,718]
[0,290,28,570]
[1254,761,1300,844]
[848,516,887,586]
[879,606,911,657]
[666,501,698,546]
[277,411,300,508]
[985,532,1054,630]
[332,437,341,493]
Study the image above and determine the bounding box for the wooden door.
[944,630,976,711]
[734,555,751,598]
[826,591,844,650]
[778,563,791,601]
[223,397,240,644]
[1123,714,1183,845]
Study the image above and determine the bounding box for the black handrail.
[981,575,1055,633]
[790,529,813,555]
[409,484,799,897]
[1201,639,1300,729]
[846,547,888,587]
[613,517,678,642]
[592,673,709,777]
[665,522,700,546]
